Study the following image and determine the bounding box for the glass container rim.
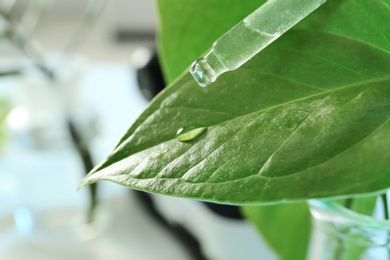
[308,199,390,230]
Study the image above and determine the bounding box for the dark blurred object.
[0,68,20,77]
[134,191,207,260]
[136,51,165,101]
[203,201,242,219]
[116,30,155,42]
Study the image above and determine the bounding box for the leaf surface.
[80,0,390,204]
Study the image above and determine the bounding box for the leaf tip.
[77,174,96,191]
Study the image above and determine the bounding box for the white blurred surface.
[0,1,200,259]
[6,0,156,62]
[0,63,193,260]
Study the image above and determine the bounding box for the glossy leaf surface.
[80,0,390,204]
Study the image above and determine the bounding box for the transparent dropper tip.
[190,58,215,87]
[189,50,227,88]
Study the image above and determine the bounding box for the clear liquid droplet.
[176,126,207,142]
[189,58,217,88]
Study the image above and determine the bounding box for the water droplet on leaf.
[176,126,207,142]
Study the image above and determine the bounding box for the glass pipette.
[190,0,326,87]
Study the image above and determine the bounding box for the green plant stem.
[381,193,389,220]
[344,198,354,209]
[67,121,97,223]
[334,198,354,260]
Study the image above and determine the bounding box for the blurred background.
[1,0,157,61]
[0,1,275,259]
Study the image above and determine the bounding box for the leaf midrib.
[124,104,390,185]
[206,118,390,186]
[170,75,390,131]
[113,74,390,166]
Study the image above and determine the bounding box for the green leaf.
[80,0,390,204]
[351,196,378,216]
[340,195,378,216]
[241,203,311,260]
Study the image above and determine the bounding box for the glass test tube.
[190,0,326,87]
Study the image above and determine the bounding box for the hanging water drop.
[176,126,207,142]
[190,54,223,87]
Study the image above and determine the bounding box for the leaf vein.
[276,46,372,78]
[258,98,326,175]
[206,117,390,186]
[180,115,263,182]
[243,68,326,91]
[297,29,390,57]
[352,0,390,46]
[163,105,234,117]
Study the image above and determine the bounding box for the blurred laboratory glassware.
[4,55,107,244]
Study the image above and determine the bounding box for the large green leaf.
[241,203,311,260]
[80,0,390,204]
